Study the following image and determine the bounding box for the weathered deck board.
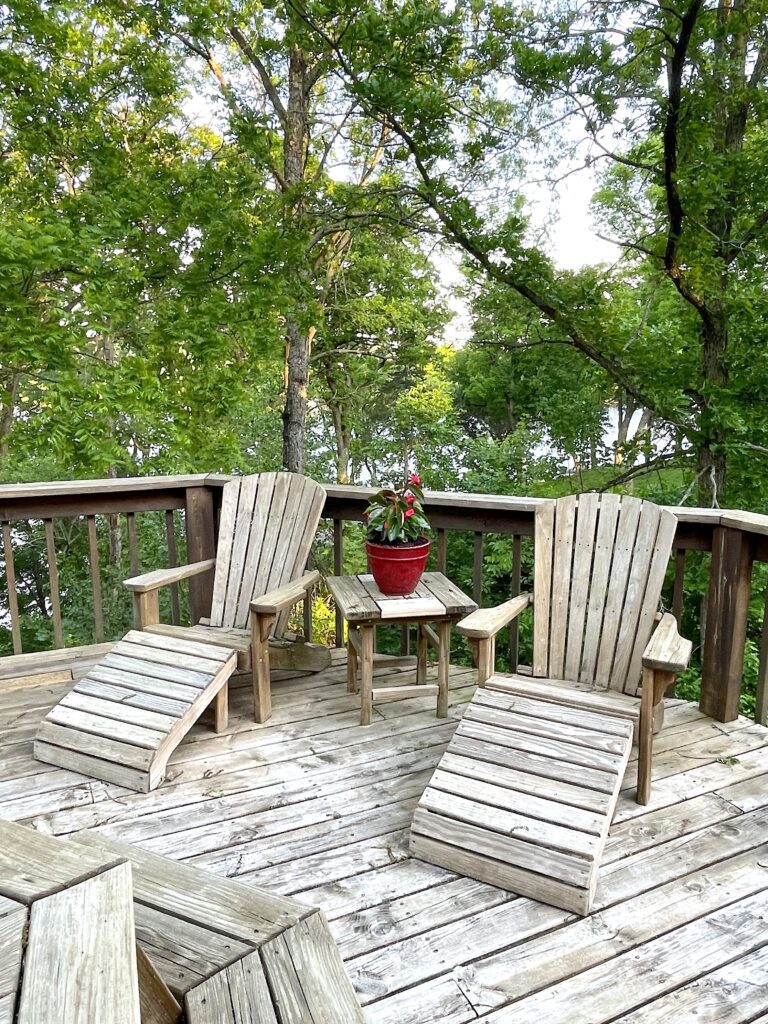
[1,645,768,1024]
[0,904,26,1010]
[17,861,140,1024]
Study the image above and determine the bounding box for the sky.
[547,172,621,270]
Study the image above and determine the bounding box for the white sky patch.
[545,169,621,270]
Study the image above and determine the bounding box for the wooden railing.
[0,476,227,652]
[1,474,767,726]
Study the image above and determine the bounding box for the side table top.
[326,571,477,623]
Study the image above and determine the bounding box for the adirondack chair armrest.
[250,570,321,616]
[642,612,693,673]
[456,593,532,640]
[124,559,217,593]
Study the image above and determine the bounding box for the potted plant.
[363,473,431,596]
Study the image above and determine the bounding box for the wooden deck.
[2,646,768,1023]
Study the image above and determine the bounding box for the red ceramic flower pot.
[366,538,431,596]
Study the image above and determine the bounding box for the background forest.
[1,0,767,710]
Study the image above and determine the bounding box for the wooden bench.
[410,679,635,915]
[73,832,365,1023]
[0,820,146,1024]
[33,630,238,792]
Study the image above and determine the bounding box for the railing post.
[671,548,686,623]
[473,532,483,606]
[2,523,22,654]
[700,526,754,722]
[185,486,216,623]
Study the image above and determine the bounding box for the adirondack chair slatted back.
[208,473,326,632]
[533,493,677,695]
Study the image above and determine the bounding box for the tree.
[455,272,612,471]
[305,0,768,505]
[310,229,448,482]
[118,0,408,472]
[0,0,294,480]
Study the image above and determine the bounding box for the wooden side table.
[325,572,477,725]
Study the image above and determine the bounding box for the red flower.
[405,493,415,504]
[405,508,415,518]
[410,473,421,485]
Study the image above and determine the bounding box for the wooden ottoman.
[409,684,634,915]
[34,630,238,792]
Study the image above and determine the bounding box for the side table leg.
[416,624,428,684]
[347,627,359,693]
[437,620,451,718]
[360,624,374,725]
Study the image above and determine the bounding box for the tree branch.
[597,449,690,491]
[728,206,768,260]
[661,0,715,324]
[228,25,287,124]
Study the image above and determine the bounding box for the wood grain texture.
[410,685,633,914]
[208,473,325,632]
[642,612,693,673]
[0,904,26,1007]
[124,559,216,594]
[137,942,182,1024]
[185,951,277,1024]
[17,862,140,1024]
[0,819,122,904]
[35,635,237,792]
[455,594,531,639]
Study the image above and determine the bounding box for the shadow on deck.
[1,644,768,1023]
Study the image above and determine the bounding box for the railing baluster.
[2,522,22,654]
[672,548,686,623]
[87,516,105,643]
[44,519,64,648]
[756,587,768,726]
[437,528,447,573]
[473,531,483,606]
[165,510,181,626]
[509,534,522,671]
[333,518,344,647]
[126,512,139,576]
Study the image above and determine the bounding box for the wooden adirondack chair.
[124,472,330,723]
[456,493,693,804]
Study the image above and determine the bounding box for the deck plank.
[17,861,140,1024]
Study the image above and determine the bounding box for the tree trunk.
[697,313,728,506]
[280,42,312,473]
[282,318,310,474]
[614,393,637,465]
[329,402,351,483]
[0,373,19,459]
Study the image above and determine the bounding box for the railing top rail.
[0,472,764,535]
[324,486,733,523]
[0,474,230,501]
